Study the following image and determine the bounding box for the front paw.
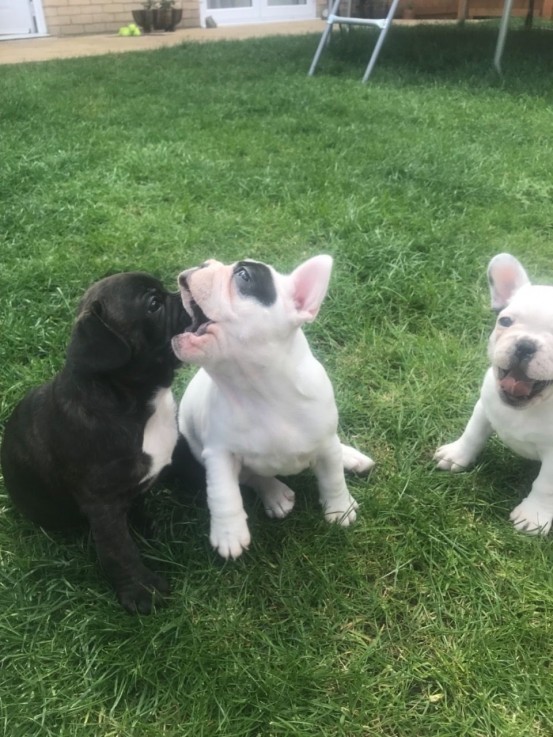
[510,497,553,536]
[341,444,375,476]
[434,440,475,472]
[323,494,359,526]
[210,514,251,559]
[117,570,170,615]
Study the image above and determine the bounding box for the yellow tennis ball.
[118,26,131,36]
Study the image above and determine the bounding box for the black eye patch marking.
[233,261,277,306]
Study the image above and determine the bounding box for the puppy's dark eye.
[498,316,513,327]
[234,266,250,283]
[147,295,163,314]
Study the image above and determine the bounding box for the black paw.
[117,571,170,615]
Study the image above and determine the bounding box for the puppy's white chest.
[240,446,315,478]
[142,388,178,482]
[219,393,337,477]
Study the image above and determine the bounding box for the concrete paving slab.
[0,20,324,65]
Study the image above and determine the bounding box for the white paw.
[258,479,296,519]
[341,444,375,475]
[323,494,359,526]
[510,498,553,536]
[434,441,474,473]
[210,515,251,559]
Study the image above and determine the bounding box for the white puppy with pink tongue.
[435,253,553,535]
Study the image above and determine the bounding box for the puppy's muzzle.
[514,339,537,363]
[177,272,214,337]
[186,299,213,337]
[498,338,552,406]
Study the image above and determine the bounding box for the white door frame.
[0,0,48,40]
[200,0,316,27]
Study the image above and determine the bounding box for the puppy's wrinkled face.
[171,259,287,365]
[172,256,332,366]
[70,272,190,375]
[489,284,553,407]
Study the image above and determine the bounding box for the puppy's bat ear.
[487,253,531,312]
[67,302,132,373]
[289,254,333,324]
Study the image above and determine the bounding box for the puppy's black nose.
[515,339,537,361]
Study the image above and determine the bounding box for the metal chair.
[308,0,402,82]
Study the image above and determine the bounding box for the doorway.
[200,0,316,26]
[0,0,47,39]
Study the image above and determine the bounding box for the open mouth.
[497,367,552,406]
[184,298,214,337]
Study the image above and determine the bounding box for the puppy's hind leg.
[341,443,375,475]
[246,474,296,519]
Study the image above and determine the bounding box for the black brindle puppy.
[1,272,190,614]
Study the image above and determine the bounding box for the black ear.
[67,302,131,373]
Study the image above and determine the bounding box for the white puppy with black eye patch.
[172,255,374,559]
[435,253,553,535]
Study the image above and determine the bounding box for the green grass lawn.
[1,20,553,736]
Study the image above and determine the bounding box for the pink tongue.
[500,372,534,397]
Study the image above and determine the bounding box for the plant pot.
[131,9,155,32]
[154,7,183,31]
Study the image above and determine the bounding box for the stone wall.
[41,0,199,36]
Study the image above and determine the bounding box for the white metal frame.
[309,0,519,82]
[494,0,515,72]
[308,0,401,82]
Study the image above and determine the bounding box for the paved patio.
[0,20,325,65]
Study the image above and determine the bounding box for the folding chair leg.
[494,0,514,73]
[362,0,402,82]
[308,0,341,77]
[308,0,401,82]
